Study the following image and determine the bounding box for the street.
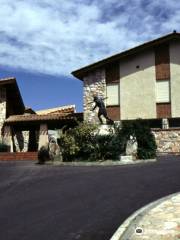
[0,156,180,240]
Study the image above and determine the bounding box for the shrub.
[0,142,9,152]
[92,133,121,160]
[38,146,50,164]
[58,120,157,161]
[118,119,157,159]
[58,132,80,161]
[59,122,122,161]
[134,120,157,159]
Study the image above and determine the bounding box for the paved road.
[0,156,179,240]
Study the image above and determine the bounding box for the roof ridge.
[0,77,16,81]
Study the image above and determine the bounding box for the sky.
[0,0,180,112]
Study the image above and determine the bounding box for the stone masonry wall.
[0,87,6,141]
[83,68,106,124]
[152,129,180,153]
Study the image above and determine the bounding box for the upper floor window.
[156,80,170,103]
[106,84,119,106]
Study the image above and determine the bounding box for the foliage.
[134,120,157,159]
[118,119,157,159]
[0,142,9,152]
[58,132,80,161]
[38,146,50,164]
[58,120,157,161]
[58,122,121,161]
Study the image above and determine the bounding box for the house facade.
[72,32,180,128]
[0,77,82,154]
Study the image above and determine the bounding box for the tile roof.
[36,105,76,115]
[5,112,83,123]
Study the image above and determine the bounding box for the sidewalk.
[111,193,180,240]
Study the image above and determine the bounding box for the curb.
[47,159,157,167]
[110,192,180,240]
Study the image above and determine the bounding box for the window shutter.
[106,84,119,106]
[156,80,170,103]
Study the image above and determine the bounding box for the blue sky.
[0,0,180,112]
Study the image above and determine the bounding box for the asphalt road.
[0,156,180,240]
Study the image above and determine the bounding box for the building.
[72,32,180,129]
[0,77,82,154]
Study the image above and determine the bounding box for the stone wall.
[83,68,106,124]
[152,129,180,153]
[0,87,6,141]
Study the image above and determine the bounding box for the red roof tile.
[5,112,83,123]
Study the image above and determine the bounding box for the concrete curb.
[110,192,180,240]
[47,159,157,166]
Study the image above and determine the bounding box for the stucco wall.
[0,87,6,140]
[170,41,180,117]
[83,69,106,123]
[120,50,156,120]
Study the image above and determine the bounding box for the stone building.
[72,32,180,153]
[0,77,82,153]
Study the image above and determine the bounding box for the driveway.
[0,156,180,240]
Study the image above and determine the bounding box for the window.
[106,84,119,106]
[156,80,170,103]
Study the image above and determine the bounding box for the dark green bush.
[58,122,98,161]
[134,120,157,159]
[58,120,157,161]
[118,119,157,159]
[0,142,9,152]
[59,122,123,161]
[38,146,50,164]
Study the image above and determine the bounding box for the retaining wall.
[152,128,180,153]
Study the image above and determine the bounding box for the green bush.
[0,142,9,152]
[58,122,123,161]
[58,120,157,161]
[58,122,98,161]
[118,119,157,159]
[37,146,50,164]
[134,120,157,159]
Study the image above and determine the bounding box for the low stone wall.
[0,152,38,161]
[152,129,180,153]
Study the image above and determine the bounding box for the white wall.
[170,41,180,117]
[120,50,156,120]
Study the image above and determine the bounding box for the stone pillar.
[22,131,29,152]
[0,87,6,141]
[83,68,106,124]
[3,126,13,152]
[38,124,49,150]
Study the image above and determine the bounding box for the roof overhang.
[71,32,180,80]
[0,77,25,114]
[5,112,83,125]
